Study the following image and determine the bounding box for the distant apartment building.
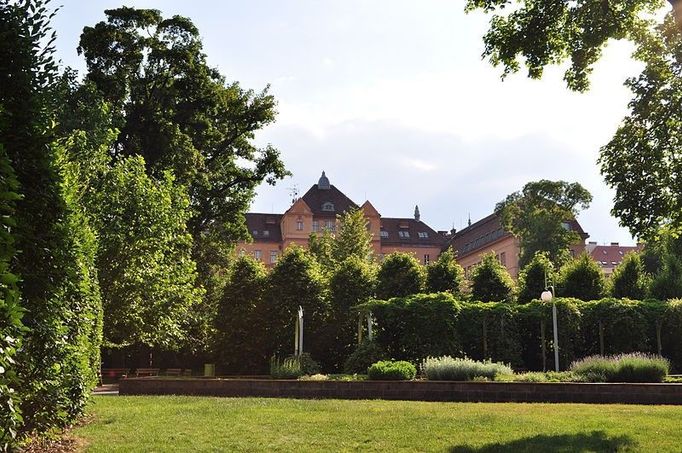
[238,172,447,266]
[586,242,643,277]
[446,213,589,279]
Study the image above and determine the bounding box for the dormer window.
[398,231,410,239]
[263,230,270,237]
[252,230,258,236]
[380,230,389,238]
[418,232,429,239]
[322,202,335,212]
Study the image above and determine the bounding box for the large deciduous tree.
[77,7,289,245]
[495,180,592,268]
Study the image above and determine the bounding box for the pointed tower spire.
[414,205,420,221]
[467,213,472,227]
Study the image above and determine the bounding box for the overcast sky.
[53,0,649,245]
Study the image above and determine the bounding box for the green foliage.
[214,256,268,373]
[78,7,289,245]
[376,252,426,299]
[264,246,329,363]
[365,293,462,363]
[470,252,516,302]
[328,256,377,371]
[426,247,465,295]
[570,353,670,383]
[598,15,682,239]
[466,0,662,92]
[421,356,513,381]
[367,360,416,380]
[270,356,302,379]
[458,301,523,368]
[651,253,682,299]
[343,341,385,374]
[558,253,607,301]
[517,252,555,304]
[495,180,592,268]
[611,252,650,299]
[91,156,202,349]
[333,208,373,263]
[1,0,103,438]
[0,141,22,450]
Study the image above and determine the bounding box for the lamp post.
[541,286,559,372]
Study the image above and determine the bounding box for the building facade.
[238,172,447,266]
[446,213,589,279]
[586,242,643,277]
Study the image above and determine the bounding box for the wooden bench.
[164,368,182,376]
[101,368,129,383]
[135,368,160,377]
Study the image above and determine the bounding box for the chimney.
[610,242,619,246]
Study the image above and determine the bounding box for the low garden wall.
[119,378,682,405]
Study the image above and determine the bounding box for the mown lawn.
[75,396,682,452]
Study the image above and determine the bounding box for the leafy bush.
[558,253,607,301]
[611,252,649,299]
[270,356,303,379]
[376,252,425,299]
[421,356,512,381]
[470,252,516,303]
[517,252,555,304]
[344,340,385,374]
[426,247,465,295]
[570,353,670,383]
[367,360,417,380]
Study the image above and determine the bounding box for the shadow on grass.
[449,431,635,453]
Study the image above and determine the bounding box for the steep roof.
[380,217,447,247]
[244,213,283,243]
[300,184,358,216]
[589,244,642,267]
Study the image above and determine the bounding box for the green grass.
[75,396,682,452]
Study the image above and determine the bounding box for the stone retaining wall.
[118,378,682,405]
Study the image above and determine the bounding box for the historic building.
[446,213,589,279]
[238,172,447,266]
[586,242,643,277]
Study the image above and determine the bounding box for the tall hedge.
[364,293,461,363]
[367,296,682,373]
[470,252,516,302]
[1,0,103,437]
[558,253,607,301]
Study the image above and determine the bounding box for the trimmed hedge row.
[363,294,682,372]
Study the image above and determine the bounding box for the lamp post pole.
[541,276,559,372]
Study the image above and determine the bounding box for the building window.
[270,250,278,264]
[380,230,389,238]
[418,232,429,239]
[239,249,246,257]
[398,230,410,238]
[253,250,262,260]
[263,230,270,237]
[325,220,335,231]
[312,221,319,232]
[252,230,258,236]
[296,220,304,231]
[322,202,335,212]
[424,254,430,265]
[500,252,506,267]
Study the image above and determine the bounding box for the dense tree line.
[0,1,286,448]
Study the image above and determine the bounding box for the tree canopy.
[495,180,592,267]
[78,7,289,243]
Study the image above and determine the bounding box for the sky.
[53,0,650,245]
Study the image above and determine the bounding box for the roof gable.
[300,184,358,215]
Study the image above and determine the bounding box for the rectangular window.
[296,220,304,231]
[418,232,429,239]
[263,230,270,237]
[312,221,319,232]
[252,230,258,236]
[424,254,430,265]
[253,250,262,260]
[380,230,389,238]
[270,250,278,264]
[398,231,410,238]
[325,220,335,232]
[500,252,506,266]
